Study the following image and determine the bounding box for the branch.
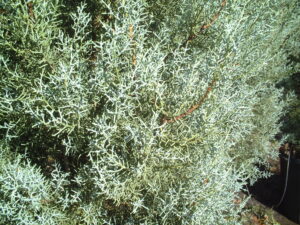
[161,79,216,124]
[0,8,7,14]
[200,0,226,31]
[163,0,227,63]
[182,0,227,47]
[129,24,137,66]
[27,1,35,20]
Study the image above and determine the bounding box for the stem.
[27,2,35,20]
[182,0,227,47]
[161,79,216,124]
[129,24,137,66]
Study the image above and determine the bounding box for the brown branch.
[183,0,227,47]
[200,0,226,31]
[129,24,137,66]
[0,8,7,14]
[161,79,216,125]
[27,2,35,20]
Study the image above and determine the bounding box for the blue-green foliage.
[0,0,299,224]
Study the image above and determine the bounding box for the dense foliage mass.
[0,0,299,224]
[280,72,300,147]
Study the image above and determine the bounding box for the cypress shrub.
[0,0,299,224]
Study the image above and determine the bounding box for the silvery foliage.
[0,0,299,224]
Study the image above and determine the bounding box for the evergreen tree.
[0,0,299,224]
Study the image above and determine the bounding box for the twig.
[161,79,216,124]
[0,8,7,14]
[129,24,137,66]
[27,2,35,20]
[200,0,226,31]
[182,0,227,47]
[159,1,224,124]
[163,0,226,63]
